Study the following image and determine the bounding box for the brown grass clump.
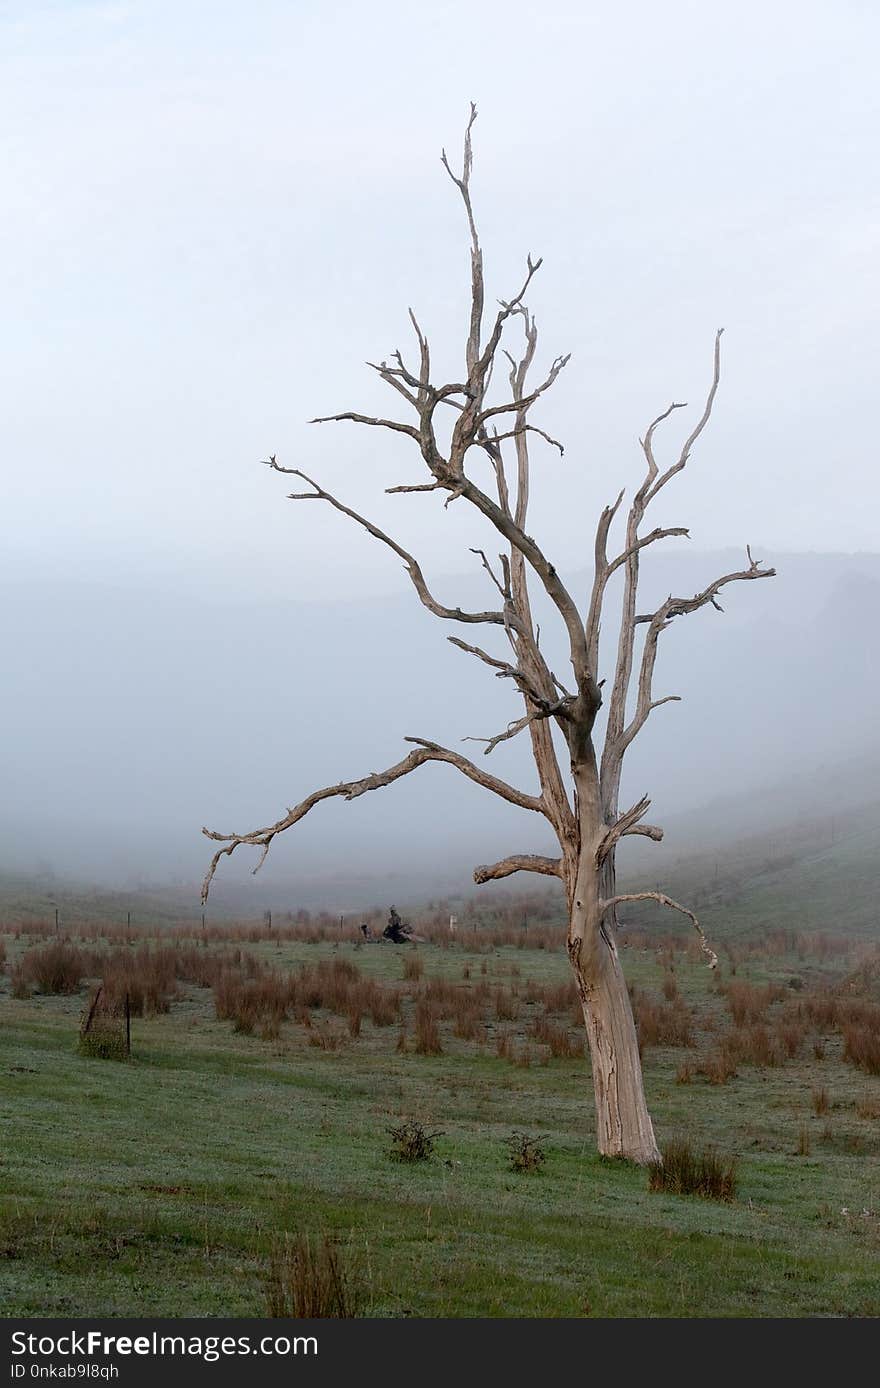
[529,1015,582,1058]
[493,986,519,1021]
[17,941,88,994]
[452,1007,483,1041]
[266,1233,361,1318]
[214,971,291,1034]
[812,1086,829,1116]
[630,988,694,1050]
[402,955,423,982]
[413,1001,443,1055]
[698,1050,738,1085]
[648,1138,737,1202]
[662,972,679,1002]
[723,1024,783,1068]
[724,981,785,1026]
[308,1024,344,1051]
[843,1022,880,1076]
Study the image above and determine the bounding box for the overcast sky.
[2,0,877,604]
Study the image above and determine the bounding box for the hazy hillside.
[1,549,878,905]
[1,752,877,939]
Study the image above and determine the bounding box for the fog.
[2,548,878,907]
[1,2,877,908]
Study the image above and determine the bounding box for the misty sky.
[1,2,878,899]
[2,0,877,599]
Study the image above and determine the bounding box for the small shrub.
[813,1040,826,1060]
[266,1233,361,1318]
[675,1061,693,1085]
[662,973,678,1002]
[387,1119,443,1163]
[796,1125,811,1156]
[506,1132,546,1173]
[812,1086,829,1116]
[402,955,423,982]
[648,1138,737,1202]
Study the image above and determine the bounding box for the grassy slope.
[1,937,879,1318]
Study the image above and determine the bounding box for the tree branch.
[473,854,563,884]
[600,892,718,969]
[202,738,546,900]
[264,459,516,632]
[463,696,570,756]
[596,796,663,863]
[613,550,774,760]
[402,737,546,814]
[310,411,420,441]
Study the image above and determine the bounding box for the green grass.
[1,933,879,1317]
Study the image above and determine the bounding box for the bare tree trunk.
[568,885,660,1164]
[566,764,660,1164]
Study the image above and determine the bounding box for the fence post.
[83,985,103,1037]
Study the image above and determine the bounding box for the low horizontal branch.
[473,854,563,884]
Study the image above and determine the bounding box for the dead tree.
[202,107,774,1163]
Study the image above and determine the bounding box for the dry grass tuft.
[648,1138,737,1202]
[266,1233,361,1318]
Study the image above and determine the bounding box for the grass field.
[1,922,879,1318]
